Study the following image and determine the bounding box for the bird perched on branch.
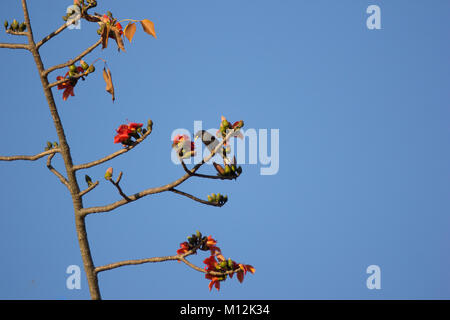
[194,130,231,164]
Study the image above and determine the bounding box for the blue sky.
[0,0,449,299]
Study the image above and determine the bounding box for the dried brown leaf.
[112,26,125,52]
[213,162,225,175]
[103,67,115,101]
[124,22,136,43]
[140,19,157,38]
[101,24,111,49]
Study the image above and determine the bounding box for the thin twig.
[79,130,237,216]
[43,38,102,76]
[0,148,60,161]
[0,42,29,50]
[5,30,29,36]
[180,160,235,180]
[79,181,99,197]
[170,188,224,207]
[95,249,241,277]
[73,127,153,171]
[47,71,89,89]
[46,153,70,189]
[109,177,131,202]
[35,23,67,49]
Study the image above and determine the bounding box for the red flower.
[206,235,221,256]
[172,134,195,158]
[177,242,190,255]
[205,274,221,291]
[116,22,123,35]
[236,263,255,283]
[128,122,143,132]
[56,76,75,101]
[114,123,143,145]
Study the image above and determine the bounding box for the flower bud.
[221,120,229,129]
[4,21,8,29]
[19,23,26,32]
[85,175,93,186]
[236,166,242,175]
[80,60,89,70]
[46,141,53,149]
[224,165,231,175]
[228,258,233,269]
[207,195,212,202]
[53,141,58,148]
[147,119,153,131]
[11,19,18,31]
[104,167,113,180]
[196,230,202,239]
[219,261,228,269]
[69,64,77,73]
[87,65,95,73]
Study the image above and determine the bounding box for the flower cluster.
[56,60,94,101]
[176,231,254,291]
[207,193,228,205]
[177,231,220,256]
[4,19,26,32]
[172,134,196,159]
[216,116,244,143]
[114,122,144,146]
[203,254,255,291]
[213,157,242,178]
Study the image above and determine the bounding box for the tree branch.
[35,23,67,49]
[46,153,70,189]
[95,249,241,278]
[0,42,29,50]
[5,30,29,36]
[73,127,153,171]
[180,160,235,180]
[169,188,224,207]
[43,38,102,76]
[0,148,60,161]
[47,70,89,89]
[108,172,131,202]
[79,180,99,197]
[79,130,237,216]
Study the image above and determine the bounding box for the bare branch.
[43,38,102,76]
[73,127,153,171]
[0,148,60,161]
[180,160,235,180]
[95,254,180,273]
[0,42,29,50]
[95,249,241,278]
[108,173,131,202]
[5,30,29,36]
[79,181,99,197]
[36,23,67,49]
[46,153,70,189]
[80,130,237,216]
[169,188,224,207]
